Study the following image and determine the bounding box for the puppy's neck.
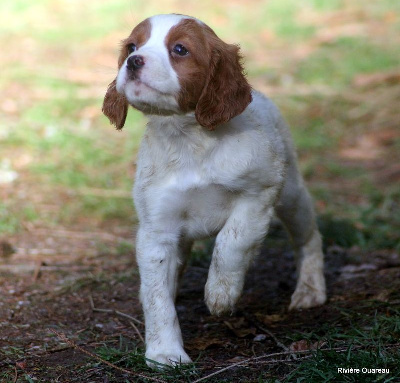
[147,112,202,136]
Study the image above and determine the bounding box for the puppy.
[102,14,326,367]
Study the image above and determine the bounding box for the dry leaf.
[16,361,27,369]
[186,337,224,351]
[289,339,327,352]
[255,313,285,325]
[224,319,256,338]
[289,339,311,352]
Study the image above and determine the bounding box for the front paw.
[289,280,326,310]
[145,348,192,369]
[205,273,242,316]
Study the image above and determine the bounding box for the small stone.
[253,334,267,342]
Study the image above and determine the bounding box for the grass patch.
[0,0,131,41]
[278,305,400,382]
[317,187,400,251]
[0,203,39,235]
[256,0,317,41]
[95,340,199,382]
[0,346,28,383]
[282,347,398,382]
[318,216,361,249]
[0,204,20,234]
[296,37,400,87]
[6,119,143,190]
[356,188,400,251]
[291,117,337,151]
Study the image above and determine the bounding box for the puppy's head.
[102,14,252,130]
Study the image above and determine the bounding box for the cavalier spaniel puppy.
[102,14,326,367]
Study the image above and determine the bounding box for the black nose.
[127,55,145,70]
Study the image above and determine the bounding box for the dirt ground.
[1,223,400,382]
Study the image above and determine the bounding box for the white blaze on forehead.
[141,14,193,56]
[131,14,194,94]
[148,14,194,41]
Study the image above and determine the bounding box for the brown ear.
[102,79,128,130]
[195,43,252,130]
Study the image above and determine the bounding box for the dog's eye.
[172,44,189,56]
[127,43,137,54]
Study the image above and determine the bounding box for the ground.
[1,0,400,382]
[1,227,400,382]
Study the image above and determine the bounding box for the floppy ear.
[102,40,131,130]
[195,43,252,130]
[102,79,128,130]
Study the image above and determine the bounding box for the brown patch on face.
[102,19,151,130]
[166,18,252,130]
[166,19,210,113]
[119,19,152,66]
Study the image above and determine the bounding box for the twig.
[192,343,400,383]
[88,295,143,325]
[13,365,18,383]
[49,329,165,383]
[193,351,292,383]
[46,345,74,354]
[252,354,313,366]
[130,321,145,344]
[258,325,292,355]
[32,260,44,282]
[242,312,294,358]
[31,228,126,242]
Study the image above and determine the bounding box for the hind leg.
[174,238,193,301]
[276,164,326,310]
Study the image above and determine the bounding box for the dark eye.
[127,43,136,54]
[172,44,189,56]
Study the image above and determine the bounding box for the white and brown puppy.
[103,14,326,367]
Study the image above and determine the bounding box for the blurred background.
[0,0,399,270]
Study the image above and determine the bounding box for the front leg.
[136,228,191,367]
[205,191,278,316]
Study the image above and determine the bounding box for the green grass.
[260,0,317,40]
[296,37,400,87]
[317,187,400,251]
[276,305,400,382]
[95,340,199,382]
[291,117,337,151]
[0,0,132,41]
[0,204,20,234]
[0,346,30,383]
[0,203,39,235]
[356,188,400,251]
[281,347,399,382]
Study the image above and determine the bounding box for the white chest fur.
[133,93,287,239]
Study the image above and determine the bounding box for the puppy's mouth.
[133,79,161,94]
[120,78,177,115]
[124,74,168,97]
